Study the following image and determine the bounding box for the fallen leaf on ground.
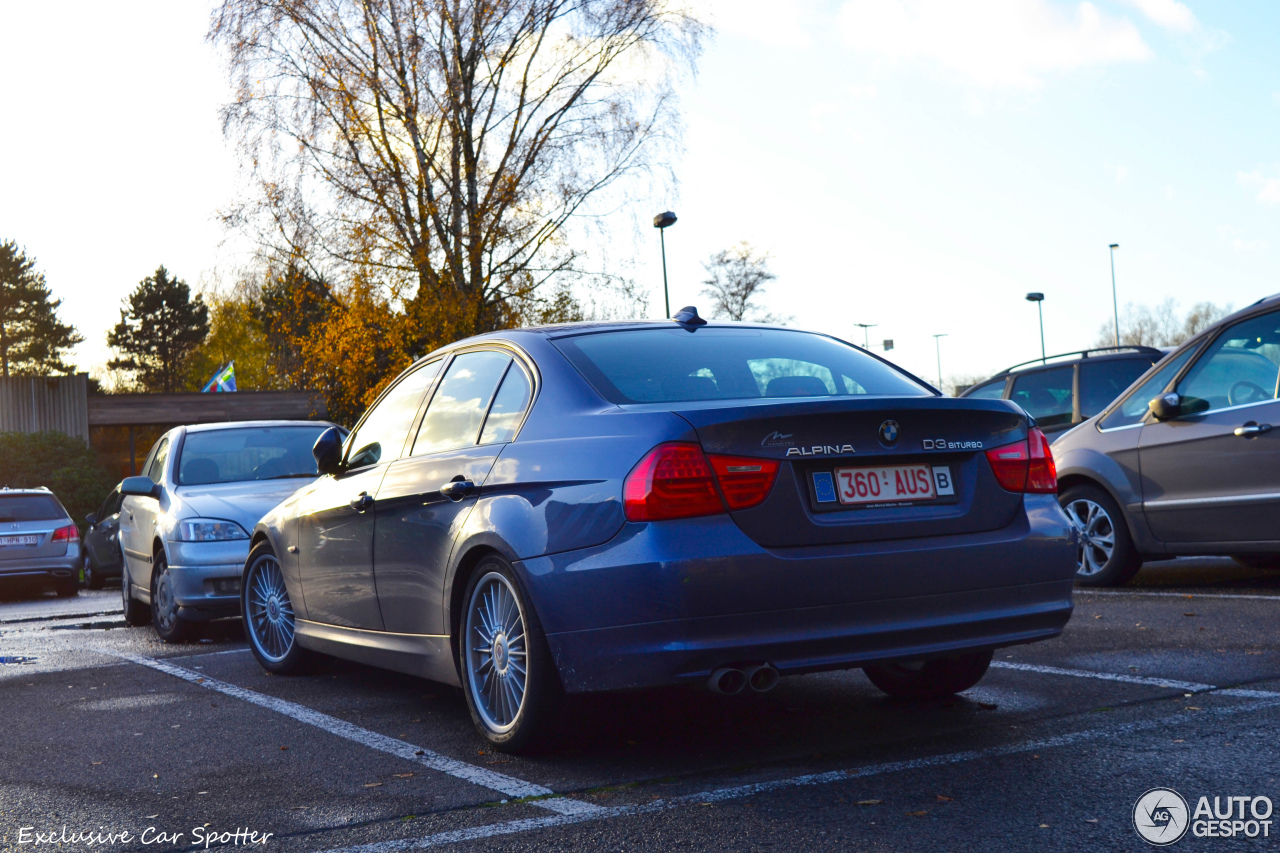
[1084,819,1099,823]
[936,795,953,801]
[1173,739,1184,743]
[1183,613,1196,617]
[91,761,102,765]
[975,701,998,710]
[907,810,928,816]
[145,815,159,819]
[280,746,289,751]
[364,782,383,788]
[1039,823,1050,828]
[856,799,883,806]
[394,773,415,778]
[1185,706,1203,711]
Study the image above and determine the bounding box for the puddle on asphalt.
[0,656,37,665]
[46,620,127,631]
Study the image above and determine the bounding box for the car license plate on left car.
[834,464,940,505]
[0,535,40,547]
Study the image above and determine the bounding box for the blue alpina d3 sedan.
[244,309,1077,750]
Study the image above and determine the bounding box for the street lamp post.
[1109,243,1120,347]
[854,323,877,349]
[653,211,678,318]
[933,333,947,391]
[1026,292,1046,363]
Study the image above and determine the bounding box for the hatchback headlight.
[175,519,249,542]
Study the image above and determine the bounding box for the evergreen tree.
[0,240,83,377]
[108,266,210,392]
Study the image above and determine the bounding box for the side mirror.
[121,475,161,499]
[312,427,345,476]
[85,513,98,527]
[1149,392,1182,421]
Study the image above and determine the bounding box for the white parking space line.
[320,695,1280,852]
[1078,590,1280,602]
[99,649,602,815]
[990,661,1280,698]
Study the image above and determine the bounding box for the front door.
[374,351,529,635]
[1139,308,1280,545]
[120,435,170,595]
[296,359,443,629]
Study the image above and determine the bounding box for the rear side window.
[553,328,930,404]
[413,351,512,455]
[1078,358,1156,418]
[479,364,532,445]
[965,379,1006,400]
[0,495,65,521]
[1009,366,1074,427]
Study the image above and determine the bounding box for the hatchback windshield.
[554,328,932,404]
[0,494,65,522]
[178,426,331,485]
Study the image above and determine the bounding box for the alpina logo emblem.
[879,420,900,445]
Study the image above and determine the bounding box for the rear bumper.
[525,495,1077,693]
[0,549,81,585]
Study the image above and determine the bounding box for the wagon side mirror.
[85,513,98,528]
[1148,392,1182,421]
[312,427,345,476]
[121,476,161,499]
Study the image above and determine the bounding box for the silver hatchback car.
[119,420,338,640]
[0,487,82,597]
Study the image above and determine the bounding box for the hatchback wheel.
[243,541,315,674]
[83,555,105,590]
[460,558,561,752]
[150,554,191,642]
[1059,484,1142,587]
[863,650,993,700]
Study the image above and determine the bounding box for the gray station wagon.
[0,487,82,597]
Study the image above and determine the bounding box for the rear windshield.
[0,494,65,522]
[553,328,932,404]
[178,426,331,485]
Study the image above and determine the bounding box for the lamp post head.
[1109,243,1119,249]
[653,211,677,229]
[1025,292,1044,302]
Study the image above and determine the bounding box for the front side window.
[413,351,512,455]
[347,361,443,469]
[1176,311,1280,414]
[1098,347,1198,430]
[178,426,334,485]
[97,488,122,519]
[1078,357,1157,419]
[553,328,930,404]
[1009,366,1074,427]
[145,437,169,483]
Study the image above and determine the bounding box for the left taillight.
[52,523,79,542]
[624,442,725,521]
[985,427,1057,494]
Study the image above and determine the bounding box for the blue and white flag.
[201,361,238,393]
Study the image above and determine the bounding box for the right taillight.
[707,453,780,510]
[624,442,726,521]
[985,427,1057,494]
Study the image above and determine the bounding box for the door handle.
[1234,422,1273,437]
[349,492,374,512]
[440,480,476,502]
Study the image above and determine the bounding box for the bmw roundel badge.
[878,419,900,446]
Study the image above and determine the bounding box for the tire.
[1059,484,1142,587]
[242,540,316,675]
[1231,554,1280,571]
[459,557,563,753]
[83,555,106,590]
[150,553,191,643]
[121,562,151,626]
[863,650,993,700]
[55,579,79,598]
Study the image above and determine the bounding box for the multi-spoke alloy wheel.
[246,555,296,664]
[465,571,529,734]
[150,556,189,641]
[1064,498,1115,577]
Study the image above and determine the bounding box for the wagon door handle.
[440,479,475,502]
[1234,422,1273,437]
[349,492,374,512]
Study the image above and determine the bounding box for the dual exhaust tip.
[708,663,780,695]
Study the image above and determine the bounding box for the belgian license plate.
[0,535,40,547]
[833,464,946,505]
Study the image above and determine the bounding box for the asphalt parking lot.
[2,559,1279,852]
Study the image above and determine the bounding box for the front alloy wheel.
[242,541,314,674]
[151,555,190,642]
[460,559,561,752]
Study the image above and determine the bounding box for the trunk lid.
[672,395,1029,548]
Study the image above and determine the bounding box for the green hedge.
[0,431,118,528]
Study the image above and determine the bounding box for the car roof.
[0,486,54,495]
[181,419,336,434]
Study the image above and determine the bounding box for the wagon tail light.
[623,442,780,521]
[984,427,1057,494]
[51,523,79,542]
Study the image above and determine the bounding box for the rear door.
[1139,309,1280,544]
[86,488,124,570]
[374,351,530,635]
[0,493,70,565]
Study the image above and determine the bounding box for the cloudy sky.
[3,1,1279,388]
